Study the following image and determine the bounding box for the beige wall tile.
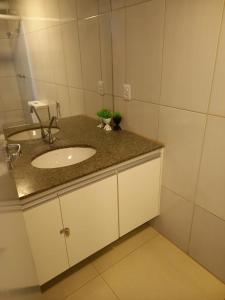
[98,0,111,14]
[114,96,129,129]
[153,187,194,251]
[34,81,71,119]
[114,97,159,139]
[47,25,67,85]
[4,109,25,125]
[12,33,31,78]
[79,17,101,92]
[0,39,15,77]
[126,100,159,140]
[161,0,224,112]
[27,29,53,82]
[111,0,125,10]
[42,0,60,29]
[196,116,225,221]
[158,106,206,201]
[126,0,165,103]
[189,206,225,283]
[99,13,113,95]
[76,0,98,19]
[58,0,77,23]
[112,9,126,97]
[61,21,83,89]
[103,94,113,111]
[0,77,22,111]
[55,85,71,118]
[21,0,59,33]
[0,20,8,37]
[0,111,5,132]
[84,91,103,119]
[21,0,47,33]
[126,0,147,7]
[34,81,57,115]
[210,9,225,117]
[69,87,85,116]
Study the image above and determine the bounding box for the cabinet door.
[60,175,119,267]
[23,198,69,285]
[118,158,161,236]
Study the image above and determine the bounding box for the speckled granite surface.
[5,116,163,199]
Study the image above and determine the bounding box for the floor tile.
[66,276,118,300]
[102,235,225,300]
[41,263,98,300]
[92,224,158,273]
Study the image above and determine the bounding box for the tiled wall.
[0,18,24,131]
[9,0,113,120]
[111,0,225,283]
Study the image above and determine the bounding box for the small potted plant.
[96,108,112,131]
[113,112,122,131]
[97,110,104,128]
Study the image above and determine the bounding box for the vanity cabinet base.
[23,155,162,285]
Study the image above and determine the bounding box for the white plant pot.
[103,118,112,131]
[103,118,111,125]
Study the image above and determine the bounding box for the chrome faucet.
[30,103,60,144]
[6,143,21,169]
[46,116,57,144]
[30,105,47,139]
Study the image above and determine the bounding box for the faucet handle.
[56,101,61,119]
[6,143,21,168]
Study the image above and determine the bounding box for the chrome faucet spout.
[46,116,57,144]
[30,105,58,144]
[30,106,47,139]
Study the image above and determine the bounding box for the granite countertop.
[5,115,163,199]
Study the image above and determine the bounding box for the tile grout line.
[162,184,225,223]
[99,273,121,300]
[157,0,167,140]
[115,94,225,120]
[186,0,225,254]
[58,273,99,300]
[71,2,86,115]
[91,231,159,275]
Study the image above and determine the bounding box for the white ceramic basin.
[8,128,59,141]
[31,147,96,169]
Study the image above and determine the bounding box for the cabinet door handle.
[59,228,70,237]
[59,229,64,234]
[64,227,70,237]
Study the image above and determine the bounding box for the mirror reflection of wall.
[0,0,113,132]
[0,16,25,130]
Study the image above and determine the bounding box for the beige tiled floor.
[42,225,225,300]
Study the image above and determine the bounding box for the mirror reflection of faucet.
[28,101,60,144]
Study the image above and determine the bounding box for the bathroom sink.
[8,128,59,141]
[31,147,96,169]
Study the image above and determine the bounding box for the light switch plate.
[98,80,104,95]
[123,84,131,100]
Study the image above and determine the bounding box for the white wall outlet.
[123,84,131,100]
[98,80,104,95]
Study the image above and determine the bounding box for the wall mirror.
[0,0,113,131]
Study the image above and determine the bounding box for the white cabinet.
[59,175,119,267]
[23,198,69,285]
[23,155,162,285]
[118,158,161,236]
